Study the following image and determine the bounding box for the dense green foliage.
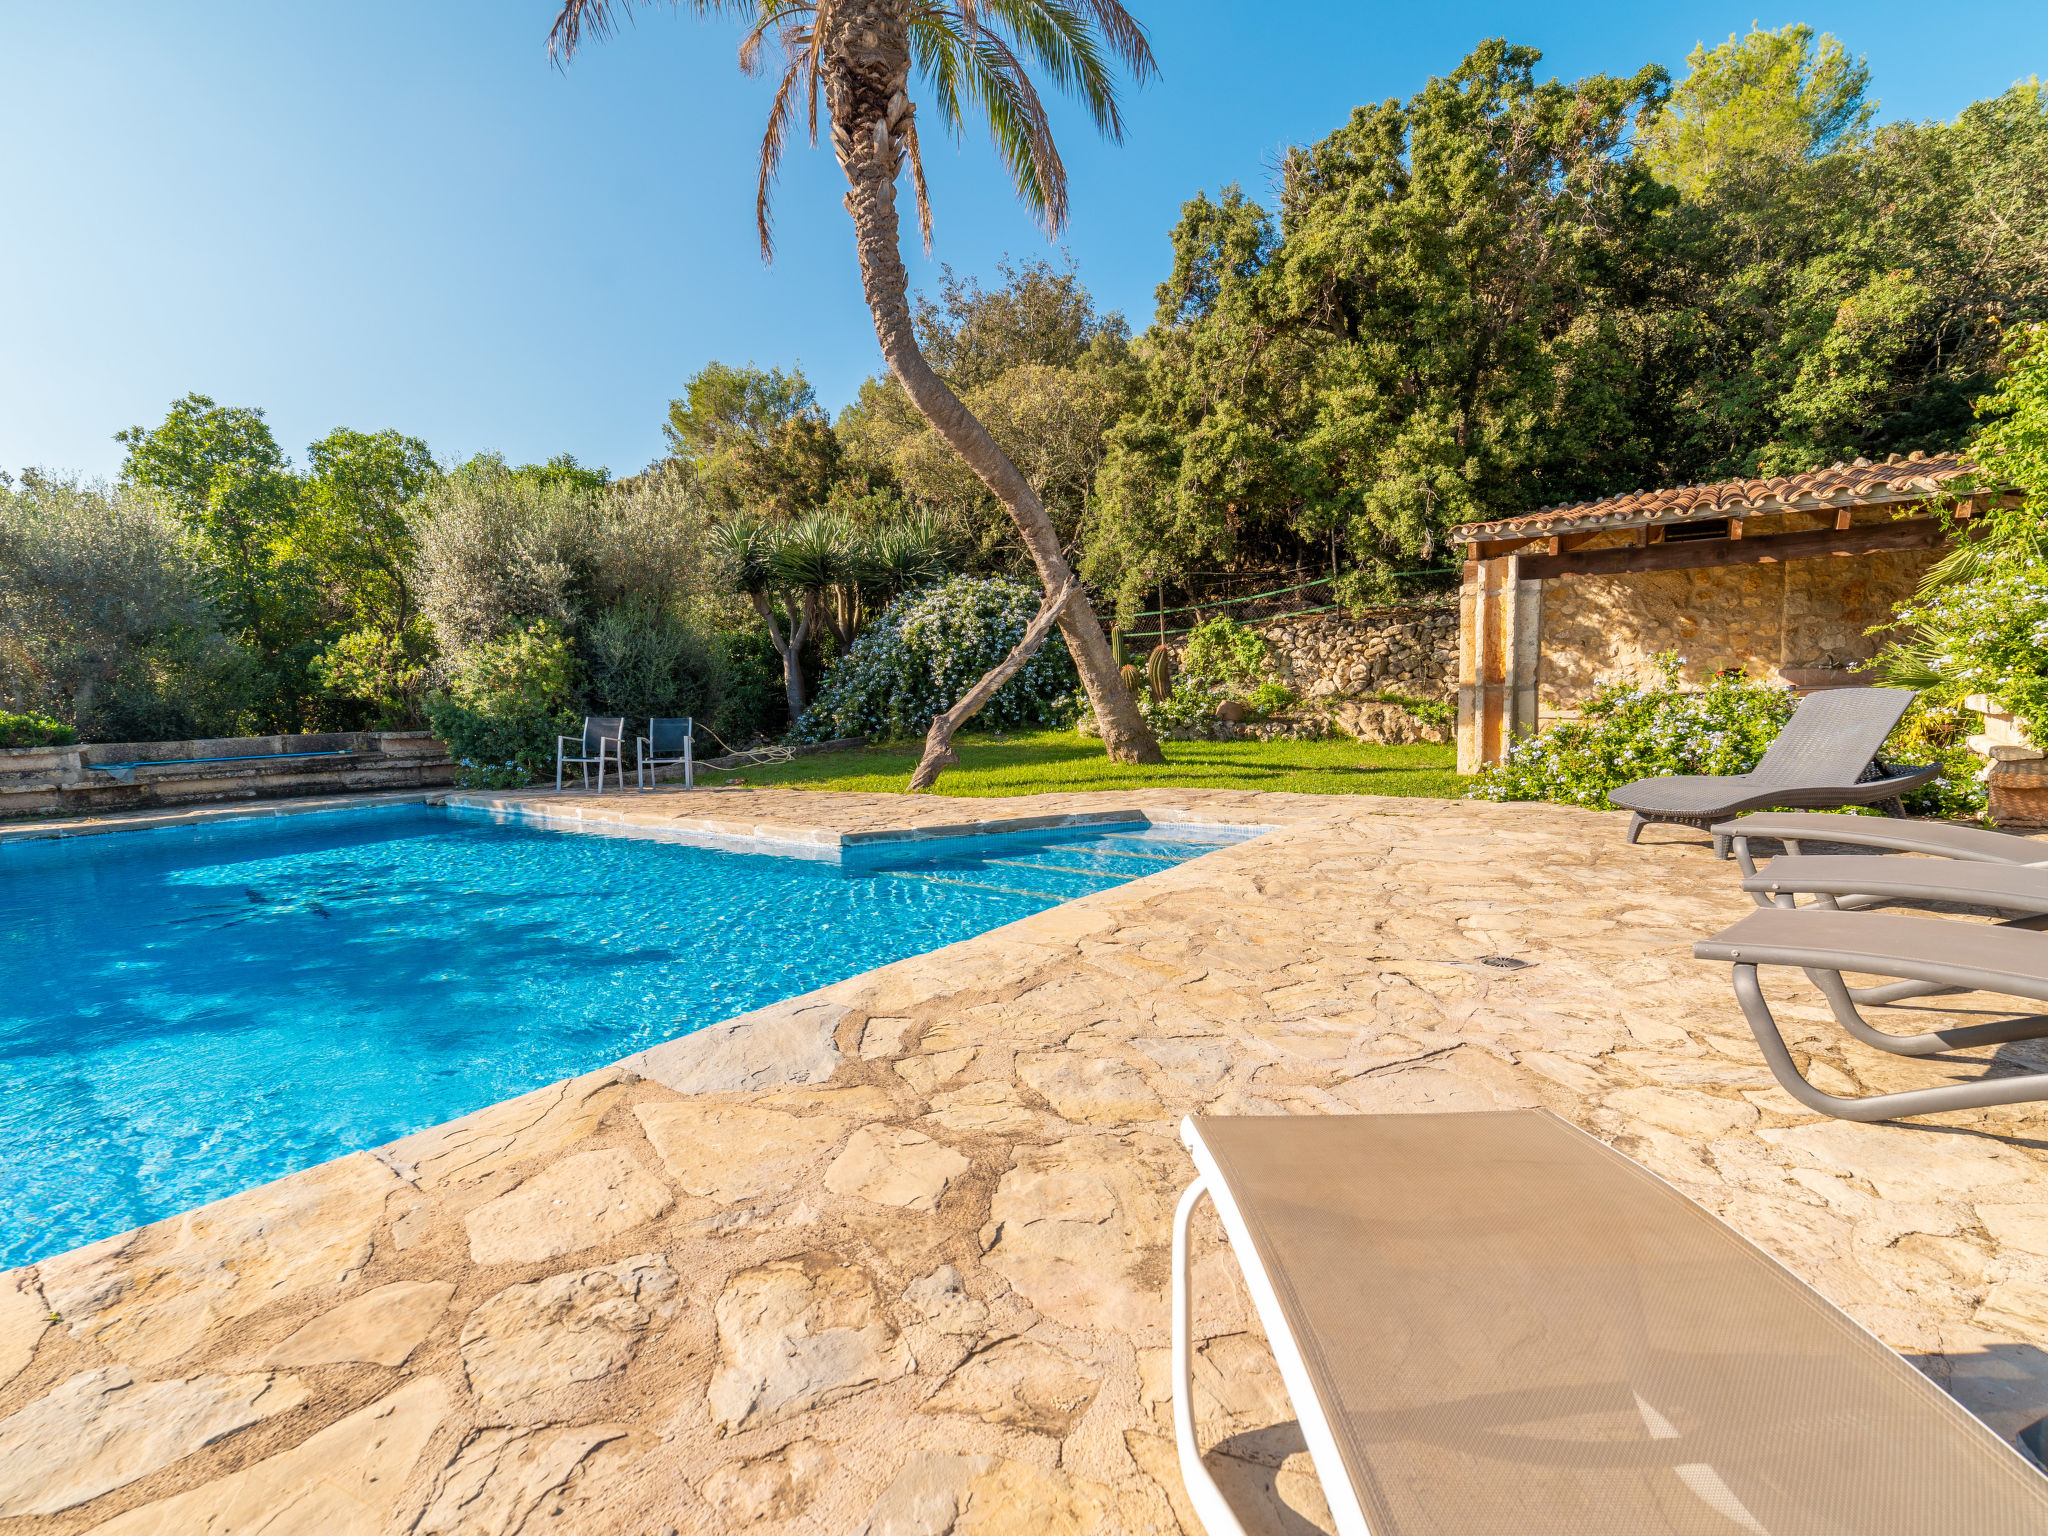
[790,577,1079,744]
[0,712,77,749]
[1078,31,2048,608]
[1879,328,2048,754]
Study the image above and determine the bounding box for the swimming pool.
[0,803,1244,1268]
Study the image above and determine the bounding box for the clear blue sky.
[5,2,2046,481]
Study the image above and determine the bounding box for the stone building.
[1447,454,2010,773]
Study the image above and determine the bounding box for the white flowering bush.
[1469,655,1795,806]
[1470,653,1978,816]
[790,576,1080,743]
[1886,565,2048,745]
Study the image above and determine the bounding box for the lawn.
[715,729,1465,798]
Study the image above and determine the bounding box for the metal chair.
[637,717,694,791]
[555,716,624,792]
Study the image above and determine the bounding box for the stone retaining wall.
[0,730,456,818]
[1137,606,1457,744]
[1151,605,1456,701]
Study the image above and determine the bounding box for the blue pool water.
[0,804,1241,1268]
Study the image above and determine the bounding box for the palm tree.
[550,0,1165,776]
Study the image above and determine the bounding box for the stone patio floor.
[4,785,2047,1534]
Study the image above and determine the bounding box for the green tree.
[840,259,1138,566]
[1640,23,1874,192]
[1090,41,1673,608]
[664,361,841,515]
[293,427,438,632]
[549,0,1164,779]
[116,394,321,729]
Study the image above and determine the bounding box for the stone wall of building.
[1537,507,1940,712]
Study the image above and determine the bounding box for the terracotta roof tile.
[1450,452,1990,544]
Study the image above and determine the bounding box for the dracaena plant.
[549,0,1164,786]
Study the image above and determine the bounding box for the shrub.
[1469,654,1978,817]
[423,622,580,788]
[1469,655,1796,807]
[1246,681,1299,718]
[0,474,260,742]
[313,620,438,728]
[0,711,76,748]
[1181,616,1271,693]
[1881,562,2048,749]
[1370,690,1455,729]
[791,576,1079,743]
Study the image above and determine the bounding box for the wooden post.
[1457,553,1542,774]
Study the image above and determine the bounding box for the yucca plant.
[711,513,816,715]
[549,0,1165,785]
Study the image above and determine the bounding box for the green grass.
[713,729,1465,798]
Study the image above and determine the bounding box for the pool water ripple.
[0,804,1240,1267]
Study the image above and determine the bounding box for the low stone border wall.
[0,730,456,818]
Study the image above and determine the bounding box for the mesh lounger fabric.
[1190,1111,2048,1534]
[1718,812,2048,864]
[1743,854,2048,913]
[1696,907,2048,997]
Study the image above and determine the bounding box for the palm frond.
[902,115,936,251]
[757,52,809,258]
[551,0,758,63]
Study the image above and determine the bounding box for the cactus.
[1120,662,1144,696]
[1146,644,1174,702]
[1110,625,1127,669]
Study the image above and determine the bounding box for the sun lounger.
[1717,809,2048,879]
[1609,687,1936,854]
[1695,906,2048,1120]
[1737,852,2048,1004]
[1172,1111,2048,1534]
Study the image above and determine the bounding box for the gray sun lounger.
[1609,687,1936,854]
[1718,809,2048,878]
[1695,906,2048,1120]
[1173,1111,2048,1534]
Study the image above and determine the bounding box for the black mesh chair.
[555,716,624,792]
[638,717,694,790]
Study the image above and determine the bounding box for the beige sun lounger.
[1717,810,2048,878]
[1173,1111,2048,1534]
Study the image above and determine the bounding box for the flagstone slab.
[260,1279,456,1368]
[459,1253,676,1411]
[825,1125,971,1211]
[0,1366,307,1516]
[462,1148,673,1267]
[632,1100,850,1204]
[79,1376,449,1536]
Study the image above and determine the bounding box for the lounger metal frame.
[1173,1117,1374,1536]
[1698,918,2048,1120]
[555,716,624,793]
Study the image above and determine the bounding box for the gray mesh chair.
[1173,1111,2048,1533]
[555,716,624,792]
[637,717,694,791]
[1608,686,1937,854]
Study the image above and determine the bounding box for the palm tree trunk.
[820,0,1163,771]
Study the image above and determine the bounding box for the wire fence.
[1115,567,1459,641]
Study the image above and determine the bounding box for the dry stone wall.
[1156,605,1457,701]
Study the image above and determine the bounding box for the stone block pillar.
[1456,554,1542,774]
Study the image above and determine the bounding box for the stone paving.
[5,785,2048,1535]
